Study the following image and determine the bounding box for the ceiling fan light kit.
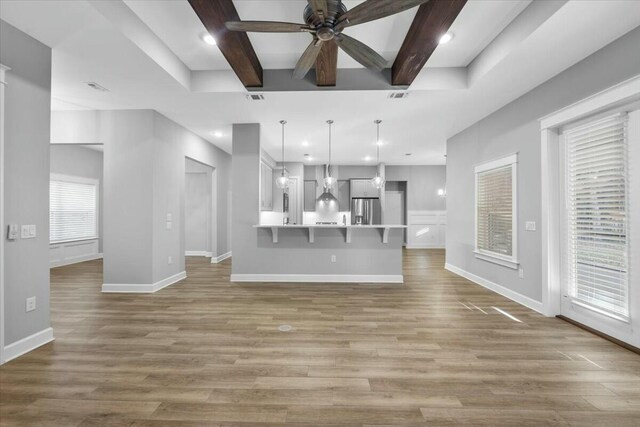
[225,0,431,81]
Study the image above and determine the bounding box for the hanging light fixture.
[324,120,336,189]
[371,119,385,189]
[275,120,289,189]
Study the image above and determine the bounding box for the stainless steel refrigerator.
[351,198,381,225]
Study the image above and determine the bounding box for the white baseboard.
[3,327,54,363]
[102,271,186,293]
[405,245,445,249]
[230,274,403,284]
[185,251,212,257]
[445,263,544,314]
[212,251,232,264]
[50,253,102,268]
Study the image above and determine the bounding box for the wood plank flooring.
[1,249,639,426]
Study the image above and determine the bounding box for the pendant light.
[371,119,385,189]
[275,120,289,189]
[324,119,336,189]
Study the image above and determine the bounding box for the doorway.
[185,158,214,258]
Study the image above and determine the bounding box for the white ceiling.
[1,0,639,165]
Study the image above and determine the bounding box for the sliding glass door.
[560,109,639,347]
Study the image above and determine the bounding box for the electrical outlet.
[168,256,172,265]
[525,221,536,231]
[166,221,172,230]
[518,267,524,279]
[166,213,172,222]
[26,297,36,312]
[331,255,336,263]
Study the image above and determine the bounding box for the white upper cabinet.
[350,179,379,198]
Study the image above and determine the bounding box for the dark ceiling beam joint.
[188,0,263,88]
[391,0,467,87]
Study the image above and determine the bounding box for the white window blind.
[50,176,98,243]
[475,154,518,268]
[565,113,629,318]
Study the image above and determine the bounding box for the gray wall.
[51,109,232,285]
[50,145,104,251]
[232,124,403,277]
[386,165,446,211]
[446,27,640,302]
[1,20,52,344]
[102,110,156,285]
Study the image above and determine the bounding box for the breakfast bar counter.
[253,224,407,244]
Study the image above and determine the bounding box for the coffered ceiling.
[1,0,639,165]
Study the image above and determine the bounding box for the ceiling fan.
[225,0,430,80]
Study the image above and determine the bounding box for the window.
[50,174,98,243]
[475,154,518,268]
[564,113,629,319]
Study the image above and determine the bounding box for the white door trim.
[0,63,10,365]
[539,74,640,318]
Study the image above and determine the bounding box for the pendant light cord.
[327,120,334,176]
[280,120,286,177]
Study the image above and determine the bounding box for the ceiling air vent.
[246,93,265,101]
[86,82,109,92]
[388,92,409,99]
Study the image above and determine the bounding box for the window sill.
[474,251,519,270]
[50,237,100,246]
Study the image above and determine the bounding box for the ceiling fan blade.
[226,21,312,33]
[336,0,430,29]
[336,34,387,71]
[307,0,329,23]
[293,39,324,79]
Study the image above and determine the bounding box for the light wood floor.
[1,249,639,426]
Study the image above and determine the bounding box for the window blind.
[50,178,98,243]
[565,113,629,318]
[477,165,513,257]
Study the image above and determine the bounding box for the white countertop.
[254,224,407,229]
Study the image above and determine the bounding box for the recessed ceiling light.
[376,140,384,146]
[439,32,453,44]
[212,131,223,138]
[201,33,217,46]
[302,140,309,147]
[364,156,372,161]
[304,154,312,161]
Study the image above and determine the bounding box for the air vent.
[388,92,409,99]
[86,82,109,92]
[246,93,265,101]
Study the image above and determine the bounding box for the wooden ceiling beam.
[315,41,338,87]
[391,0,467,86]
[188,0,263,87]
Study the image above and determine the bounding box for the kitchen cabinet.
[350,179,379,198]
[260,161,273,211]
[304,180,316,212]
[337,180,350,211]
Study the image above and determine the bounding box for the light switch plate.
[7,224,18,240]
[525,221,536,231]
[21,225,37,239]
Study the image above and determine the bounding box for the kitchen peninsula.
[231,123,408,284]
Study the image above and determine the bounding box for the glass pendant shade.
[323,176,336,189]
[276,120,289,189]
[276,175,289,189]
[371,174,385,189]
